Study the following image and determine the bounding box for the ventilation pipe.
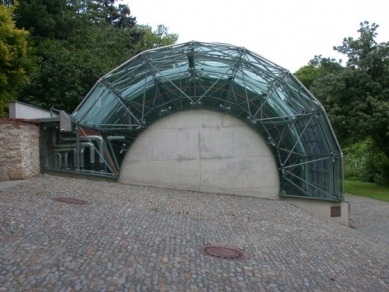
[53,135,96,170]
[80,144,95,170]
[53,148,77,169]
[54,152,62,169]
[58,135,104,170]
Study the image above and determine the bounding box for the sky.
[125,0,389,73]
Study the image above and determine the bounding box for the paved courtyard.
[1,175,389,291]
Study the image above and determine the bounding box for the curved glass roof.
[72,41,343,201]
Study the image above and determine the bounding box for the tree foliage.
[5,0,177,113]
[0,3,33,117]
[295,21,389,182]
[295,55,343,89]
[135,25,179,51]
[21,25,146,112]
[343,139,389,183]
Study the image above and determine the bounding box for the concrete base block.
[282,197,350,227]
[120,109,280,199]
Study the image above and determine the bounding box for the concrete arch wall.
[119,110,280,199]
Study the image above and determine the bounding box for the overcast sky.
[126,0,389,72]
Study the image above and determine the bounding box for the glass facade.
[44,41,343,201]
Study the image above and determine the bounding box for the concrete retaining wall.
[283,197,350,226]
[0,119,40,181]
[119,110,280,199]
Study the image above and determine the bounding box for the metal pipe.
[54,152,62,169]
[53,135,96,170]
[80,147,85,169]
[107,136,125,141]
[76,123,80,171]
[81,136,104,166]
[80,144,95,170]
[63,152,69,169]
[54,148,77,168]
[60,135,105,170]
[53,134,75,148]
[53,135,94,150]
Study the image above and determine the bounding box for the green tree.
[294,55,343,89]
[343,139,389,183]
[20,24,146,112]
[14,0,139,112]
[15,0,178,113]
[14,0,78,43]
[295,22,389,182]
[135,25,179,51]
[297,22,389,158]
[13,0,139,44]
[331,22,389,159]
[0,3,33,117]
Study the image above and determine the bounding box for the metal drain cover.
[52,197,90,205]
[203,246,245,260]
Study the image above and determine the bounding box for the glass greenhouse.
[41,41,343,201]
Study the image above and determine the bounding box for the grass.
[345,180,389,202]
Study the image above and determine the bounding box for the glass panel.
[65,41,344,200]
[79,91,121,127]
[73,83,107,121]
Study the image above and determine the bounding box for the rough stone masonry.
[0,119,40,181]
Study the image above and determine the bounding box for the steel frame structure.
[71,41,343,201]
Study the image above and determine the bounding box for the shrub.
[343,139,389,184]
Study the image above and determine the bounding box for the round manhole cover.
[52,197,90,205]
[203,246,245,260]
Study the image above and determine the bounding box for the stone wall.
[0,119,40,181]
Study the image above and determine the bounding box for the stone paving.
[346,193,389,244]
[1,175,389,291]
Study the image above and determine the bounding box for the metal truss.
[72,41,343,201]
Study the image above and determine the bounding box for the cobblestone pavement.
[1,175,389,292]
[346,193,389,244]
